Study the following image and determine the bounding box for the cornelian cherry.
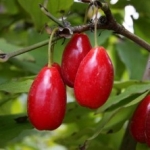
[74,46,114,109]
[130,95,150,145]
[145,104,150,146]
[27,64,66,130]
[61,33,92,87]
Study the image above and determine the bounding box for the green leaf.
[56,127,93,149]
[87,109,118,141]
[111,47,125,80]
[134,17,150,44]
[0,38,32,61]
[86,105,136,142]
[64,102,96,129]
[124,91,149,107]
[0,80,33,94]
[112,0,150,15]
[27,29,48,67]
[88,129,124,150]
[137,143,150,150]
[70,2,87,25]
[111,0,131,9]
[0,62,24,84]
[51,39,65,64]
[88,30,113,47]
[2,0,19,15]
[0,38,21,53]
[97,82,150,113]
[10,58,42,74]
[17,0,48,29]
[131,1,150,15]
[0,114,32,146]
[17,0,74,29]
[116,40,148,79]
[0,15,14,31]
[101,105,136,133]
[114,80,145,89]
[48,0,74,17]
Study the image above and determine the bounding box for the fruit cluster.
[27,33,114,130]
[130,95,150,146]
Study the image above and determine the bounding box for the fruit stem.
[83,6,89,24]
[94,7,99,47]
[84,3,93,24]
[48,28,58,67]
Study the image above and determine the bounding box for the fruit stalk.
[94,7,99,47]
[47,28,58,67]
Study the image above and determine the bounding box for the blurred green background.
[0,0,150,149]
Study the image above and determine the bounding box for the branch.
[99,2,150,52]
[68,2,150,52]
[122,28,150,52]
[40,1,150,53]
[0,37,62,63]
[1,1,150,63]
[39,4,64,27]
[0,39,48,62]
[119,121,137,150]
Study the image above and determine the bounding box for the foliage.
[0,0,150,150]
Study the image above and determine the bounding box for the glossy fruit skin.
[52,63,63,80]
[45,63,62,77]
[61,33,92,87]
[74,46,114,109]
[130,95,150,144]
[145,105,150,146]
[27,64,66,130]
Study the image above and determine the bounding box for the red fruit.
[27,64,66,130]
[45,63,62,77]
[61,33,92,87]
[52,63,61,74]
[130,95,150,144]
[74,46,114,109]
[145,104,150,146]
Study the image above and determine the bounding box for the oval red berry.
[27,65,66,130]
[130,95,150,143]
[74,46,114,109]
[61,33,92,87]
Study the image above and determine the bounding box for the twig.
[79,141,88,150]
[1,1,150,63]
[99,2,150,52]
[0,39,48,62]
[119,122,137,150]
[0,36,62,62]
[114,23,150,52]
[39,4,64,27]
